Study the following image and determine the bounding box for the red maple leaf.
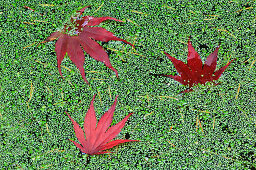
[43,6,134,84]
[161,38,234,92]
[66,94,139,155]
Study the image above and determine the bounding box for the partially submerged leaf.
[44,6,133,83]
[66,94,139,155]
[161,38,234,93]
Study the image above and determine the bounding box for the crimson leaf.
[161,38,234,92]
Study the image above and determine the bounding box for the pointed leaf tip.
[65,111,70,117]
[114,95,119,100]
[213,59,235,80]
[77,5,91,13]
[96,95,118,134]
[98,139,139,151]
[43,31,62,43]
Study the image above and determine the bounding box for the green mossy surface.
[1,0,255,169]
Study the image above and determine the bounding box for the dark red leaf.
[161,38,234,92]
[66,95,139,155]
